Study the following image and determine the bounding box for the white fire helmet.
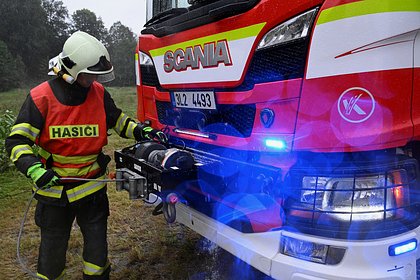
[58,31,115,83]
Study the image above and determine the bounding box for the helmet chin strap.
[51,66,75,84]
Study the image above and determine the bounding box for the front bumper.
[175,202,420,280]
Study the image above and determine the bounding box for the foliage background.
[0,110,15,171]
[0,0,137,92]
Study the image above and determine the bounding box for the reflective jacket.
[6,77,139,204]
[33,81,108,202]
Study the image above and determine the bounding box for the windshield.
[143,0,260,37]
[146,0,190,22]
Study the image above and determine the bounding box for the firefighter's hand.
[141,126,168,144]
[27,163,60,189]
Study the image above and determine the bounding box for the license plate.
[171,91,217,110]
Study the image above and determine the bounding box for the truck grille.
[140,65,160,86]
[283,155,420,240]
[156,101,256,137]
[233,38,309,91]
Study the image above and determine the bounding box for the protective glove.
[27,163,60,189]
[140,126,168,144]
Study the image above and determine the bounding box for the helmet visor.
[84,55,115,83]
[97,71,115,83]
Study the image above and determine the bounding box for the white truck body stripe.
[306,12,420,79]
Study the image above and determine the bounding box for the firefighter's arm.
[104,89,167,143]
[5,94,44,175]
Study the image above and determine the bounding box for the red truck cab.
[125,0,420,278]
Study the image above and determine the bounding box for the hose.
[17,189,43,280]
[162,193,178,223]
[162,202,177,223]
[17,177,124,279]
[60,177,125,183]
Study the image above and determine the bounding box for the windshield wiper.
[188,0,217,7]
[145,8,189,27]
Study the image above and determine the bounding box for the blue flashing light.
[265,139,286,150]
[389,238,417,256]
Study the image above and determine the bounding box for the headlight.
[300,170,408,221]
[139,51,153,66]
[257,8,318,50]
[281,235,346,264]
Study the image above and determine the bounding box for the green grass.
[107,87,138,117]
[0,168,30,201]
[0,86,230,280]
[0,88,28,115]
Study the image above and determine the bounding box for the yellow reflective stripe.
[83,259,110,276]
[10,144,34,162]
[52,154,98,165]
[37,269,65,279]
[317,0,420,25]
[10,123,40,142]
[150,22,266,57]
[36,273,49,280]
[66,175,107,203]
[125,121,137,139]
[56,271,65,280]
[53,162,101,177]
[37,147,51,160]
[114,112,129,135]
[38,147,98,165]
[33,185,64,199]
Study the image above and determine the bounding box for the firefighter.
[5,31,167,280]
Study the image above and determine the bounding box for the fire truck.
[114,0,420,279]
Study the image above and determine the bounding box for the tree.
[71,9,108,42]
[42,0,71,56]
[0,40,25,91]
[0,0,50,81]
[0,1,138,89]
[106,22,137,86]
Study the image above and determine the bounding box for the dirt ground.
[2,186,272,280]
